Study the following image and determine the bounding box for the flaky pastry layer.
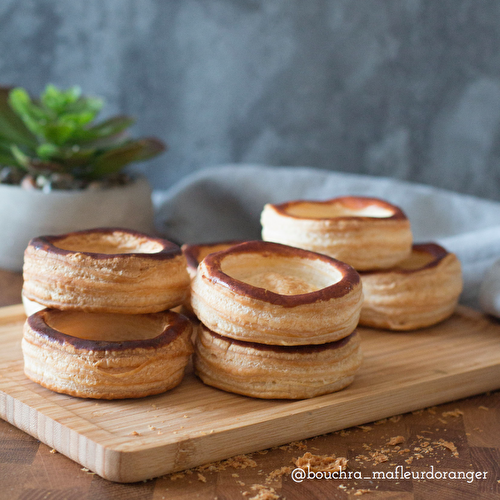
[22,309,193,399]
[23,228,190,314]
[182,240,246,279]
[261,196,412,271]
[181,240,246,313]
[359,243,463,330]
[194,324,362,399]
[190,241,362,345]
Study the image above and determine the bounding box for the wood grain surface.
[1,268,500,499]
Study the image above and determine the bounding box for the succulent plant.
[0,84,165,189]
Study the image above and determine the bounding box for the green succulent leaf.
[36,143,60,160]
[41,84,82,112]
[9,87,53,139]
[72,115,135,144]
[0,138,18,166]
[46,121,89,146]
[1,84,166,181]
[10,145,32,170]
[89,138,166,178]
[0,152,16,166]
[63,96,103,120]
[0,88,38,148]
[9,85,105,146]
[41,85,103,121]
[46,145,99,168]
[10,145,66,174]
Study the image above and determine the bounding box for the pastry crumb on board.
[156,401,470,498]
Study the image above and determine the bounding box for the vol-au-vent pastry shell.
[22,309,193,399]
[359,243,463,331]
[194,324,362,399]
[190,241,363,345]
[23,228,190,314]
[261,196,412,270]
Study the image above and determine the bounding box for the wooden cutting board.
[1,304,500,483]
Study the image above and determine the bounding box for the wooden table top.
[1,268,499,500]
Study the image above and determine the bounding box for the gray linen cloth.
[153,164,500,309]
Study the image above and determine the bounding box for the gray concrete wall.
[2,0,500,199]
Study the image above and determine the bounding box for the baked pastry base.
[23,228,190,314]
[359,243,463,330]
[22,309,193,399]
[191,241,362,345]
[261,196,412,271]
[194,324,362,399]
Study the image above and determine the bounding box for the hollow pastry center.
[284,202,394,219]
[394,250,436,271]
[45,311,167,341]
[220,254,341,294]
[243,271,318,295]
[53,232,163,254]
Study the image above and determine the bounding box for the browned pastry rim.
[30,227,181,261]
[261,197,413,271]
[358,242,463,331]
[202,240,360,307]
[361,243,448,275]
[207,328,357,354]
[182,240,246,273]
[22,309,194,399]
[23,227,190,314]
[272,196,408,222]
[27,308,188,352]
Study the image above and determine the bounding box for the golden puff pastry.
[182,240,246,279]
[261,196,412,271]
[190,241,363,345]
[194,324,362,399]
[23,228,190,314]
[180,240,246,316]
[359,243,463,330]
[22,308,193,399]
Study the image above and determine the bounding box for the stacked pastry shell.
[189,240,364,399]
[261,196,463,331]
[359,243,463,330]
[22,228,193,399]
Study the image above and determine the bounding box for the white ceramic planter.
[0,176,155,271]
